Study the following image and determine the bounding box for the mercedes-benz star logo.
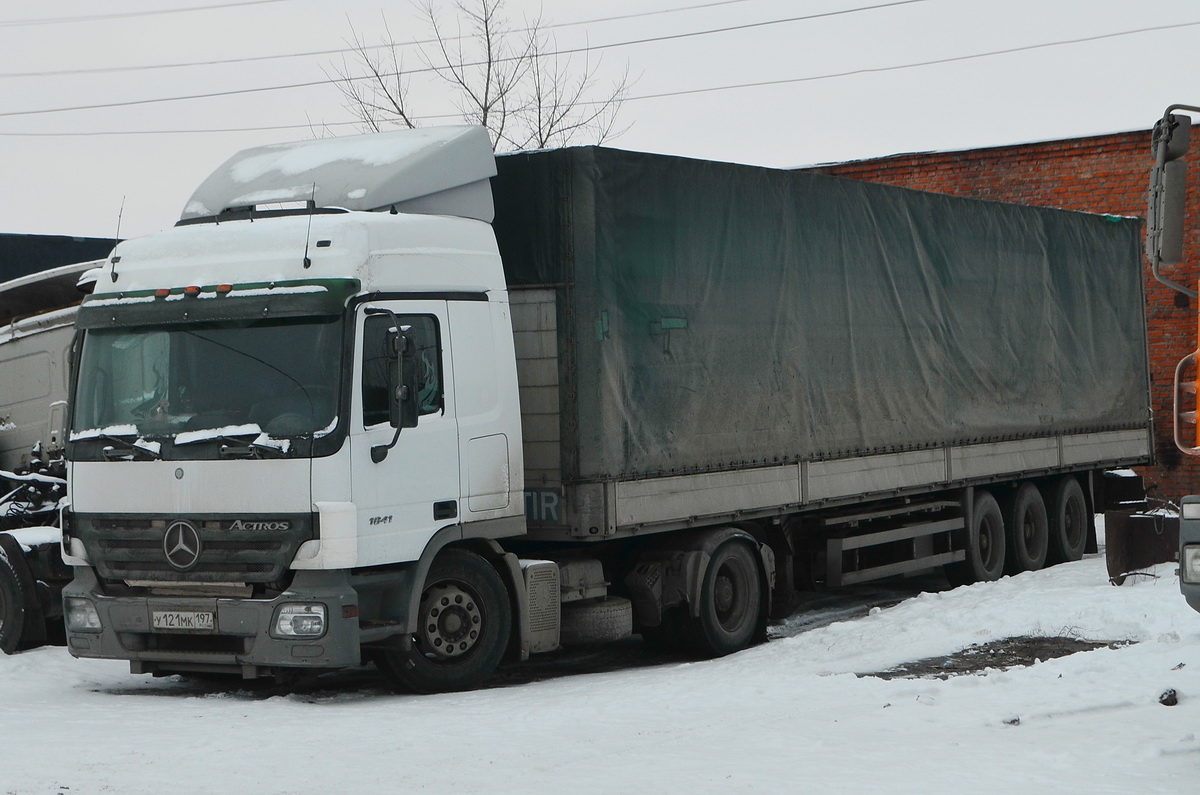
[163,520,202,571]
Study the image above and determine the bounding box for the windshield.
[72,317,342,444]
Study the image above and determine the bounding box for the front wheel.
[374,549,511,694]
[687,541,762,657]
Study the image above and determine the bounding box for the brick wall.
[808,129,1200,503]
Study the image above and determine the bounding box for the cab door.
[348,300,459,565]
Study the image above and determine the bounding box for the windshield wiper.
[92,434,161,461]
[170,424,290,459]
[218,436,289,459]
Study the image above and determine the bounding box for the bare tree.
[329,18,418,133]
[327,0,630,151]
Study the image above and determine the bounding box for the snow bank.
[1,555,1196,793]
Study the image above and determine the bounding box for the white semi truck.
[1146,104,1200,611]
[60,127,1151,691]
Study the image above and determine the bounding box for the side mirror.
[1149,113,1191,267]
[1148,110,1198,298]
[365,307,421,463]
[388,332,420,430]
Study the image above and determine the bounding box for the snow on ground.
[2,553,1198,794]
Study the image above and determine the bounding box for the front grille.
[74,513,314,584]
[107,561,275,575]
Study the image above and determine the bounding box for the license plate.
[152,610,215,632]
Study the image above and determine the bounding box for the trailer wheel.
[1004,483,1049,574]
[374,549,511,694]
[1046,476,1087,564]
[689,541,762,657]
[946,490,1006,586]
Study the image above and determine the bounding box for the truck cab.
[62,127,527,684]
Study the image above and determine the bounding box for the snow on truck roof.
[0,259,101,326]
[180,126,497,224]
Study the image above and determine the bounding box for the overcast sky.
[2,0,1197,240]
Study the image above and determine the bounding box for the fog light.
[1184,546,1200,584]
[65,598,102,633]
[274,604,326,638]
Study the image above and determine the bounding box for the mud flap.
[625,527,775,628]
[1104,510,1179,586]
[0,533,47,653]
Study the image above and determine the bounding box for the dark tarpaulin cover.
[492,147,1149,482]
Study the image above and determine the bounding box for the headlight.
[65,598,102,633]
[1183,545,1200,584]
[273,603,327,638]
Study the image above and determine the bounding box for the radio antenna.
[109,196,126,283]
[114,195,125,243]
[302,183,315,269]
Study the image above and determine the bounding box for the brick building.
[807,128,1200,503]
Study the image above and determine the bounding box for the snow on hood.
[69,424,138,442]
[173,424,262,446]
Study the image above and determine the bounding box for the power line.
[0,0,798,79]
[620,17,1200,104]
[0,0,295,27]
[2,11,1193,135]
[0,1,927,118]
[0,120,363,137]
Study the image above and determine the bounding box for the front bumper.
[63,567,361,676]
[1180,498,1200,614]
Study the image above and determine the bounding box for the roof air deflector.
[179,126,497,223]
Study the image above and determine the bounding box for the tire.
[1046,476,1087,564]
[945,490,1007,586]
[560,597,633,647]
[0,536,36,654]
[687,541,762,657]
[1003,482,1049,574]
[374,549,511,694]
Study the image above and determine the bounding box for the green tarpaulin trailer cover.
[492,147,1149,484]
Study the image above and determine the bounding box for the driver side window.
[361,314,442,427]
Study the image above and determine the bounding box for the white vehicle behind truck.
[61,127,1151,691]
[0,261,96,652]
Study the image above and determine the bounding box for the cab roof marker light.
[216,284,233,294]
[154,288,170,298]
[183,285,201,297]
